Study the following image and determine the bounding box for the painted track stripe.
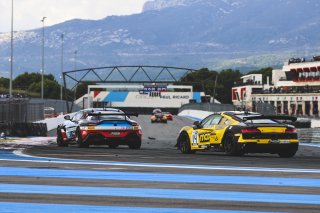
[0,202,282,213]
[0,166,320,187]
[3,150,320,174]
[0,184,320,205]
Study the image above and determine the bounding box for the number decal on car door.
[192,131,198,145]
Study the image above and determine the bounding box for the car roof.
[90,111,124,115]
[82,108,123,113]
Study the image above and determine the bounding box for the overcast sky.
[0,0,149,33]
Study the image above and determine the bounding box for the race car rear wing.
[242,115,297,122]
[87,112,139,117]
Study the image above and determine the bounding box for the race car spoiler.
[243,115,297,122]
[87,112,139,117]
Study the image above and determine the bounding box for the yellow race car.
[176,111,299,158]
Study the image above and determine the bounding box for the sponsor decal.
[111,132,120,136]
[87,126,95,130]
[136,94,190,99]
[198,133,211,143]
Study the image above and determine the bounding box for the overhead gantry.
[62,65,198,112]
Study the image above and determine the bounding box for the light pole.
[41,16,46,100]
[60,34,64,100]
[10,0,13,98]
[74,50,77,70]
[74,50,77,99]
[213,75,218,103]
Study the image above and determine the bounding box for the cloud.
[0,0,148,32]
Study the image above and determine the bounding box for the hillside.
[1,0,320,78]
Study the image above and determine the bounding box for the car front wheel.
[178,132,195,154]
[57,128,68,147]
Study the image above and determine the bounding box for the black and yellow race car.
[176,111,299,158]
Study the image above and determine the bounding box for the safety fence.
[0,122,47,137]
[0,99,47,136]
[0,99,44,123]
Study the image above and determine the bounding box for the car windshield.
[235,114,261,120]
[98,115,126,120]
[235,114,278,124]
[243,119,278,124]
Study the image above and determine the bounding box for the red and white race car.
[57,108,142,149]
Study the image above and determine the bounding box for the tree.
[75,82,91,99]
[180,68,218,94]
[216,69,242,104]
[13,72,61,99]
[247,67,273,84]
[0,77,9,88]
[180,68,241,104]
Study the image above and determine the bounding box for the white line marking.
[2,150,318,174]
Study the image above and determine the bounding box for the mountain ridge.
[1,0,320,78]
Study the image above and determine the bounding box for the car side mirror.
[64,115,71,120]
[193,121,201,129]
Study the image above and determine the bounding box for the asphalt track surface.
[1,115,320,212]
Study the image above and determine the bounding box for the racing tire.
[109,144,119,149]
[56,129,68,147]
[178,132,195,154]
[278,144,298,158]
[76,129,89,148]
[128,135,141,149]
[223,133,244,156]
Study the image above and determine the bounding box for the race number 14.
[192,131,198,145]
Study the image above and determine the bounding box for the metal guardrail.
[298,128,320,143]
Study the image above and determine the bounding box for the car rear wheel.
[223,133,243,156]
[76,129,89,148]
[278,144,298,158]
[56,129,68,147]
[128,135,141,149]
[178,132,195,154]
[109,144,119,149]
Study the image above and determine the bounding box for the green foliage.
[180,67,274,104]
[246,67,273,84]
[12,72,62,99]
[75,82,91,99]
[180,68,241,104]
[0,77,9,88]
[216,69,242,104]
[0,67,273,103]
[180,68,219,94]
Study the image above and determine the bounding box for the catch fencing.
[0,99,46,136]
[0,99,44,123]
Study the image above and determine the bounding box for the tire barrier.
[0,122,47,137]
